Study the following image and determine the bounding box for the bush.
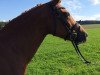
[0,21,6,29]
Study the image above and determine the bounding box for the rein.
[48,2,90,64]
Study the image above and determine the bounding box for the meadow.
[26,24,100,75]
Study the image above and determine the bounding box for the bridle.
[48,2,90,64]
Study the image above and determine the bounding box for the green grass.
[26,24,100,75]
[82,24,100,29]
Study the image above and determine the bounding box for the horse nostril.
[85,33,88,37]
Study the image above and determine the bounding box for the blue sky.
[61,0,100,20]
[0,0,100,21]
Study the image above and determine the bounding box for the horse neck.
[0,4,52,64]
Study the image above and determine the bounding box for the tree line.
[77,20,100,25]
[0,20,100,29]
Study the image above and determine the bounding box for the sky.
[0,0,100,21]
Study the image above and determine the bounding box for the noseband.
[47,2,90,64]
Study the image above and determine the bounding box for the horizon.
[0,0,100,21]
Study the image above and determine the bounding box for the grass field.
[26,24,100,75]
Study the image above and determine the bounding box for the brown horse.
[0,0,87,75]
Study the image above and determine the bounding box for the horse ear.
[51,0,61,4]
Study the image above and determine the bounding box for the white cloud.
[0,20,6,22]
[89,0,100,5]
[94,14,100,20]
[72,14,100,21]
[61,0,100,20]
[61,0,82,12]
[73,15,95,21]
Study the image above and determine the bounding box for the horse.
[0,0,88,75]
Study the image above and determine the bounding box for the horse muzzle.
[74,32,88,45]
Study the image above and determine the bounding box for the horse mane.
[6,3,43,26]
[0,3,47,41]
[20,3,43,17]
[0,3,44,33]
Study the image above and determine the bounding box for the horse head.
[49,0,88,44]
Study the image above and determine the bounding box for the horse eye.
[62,12,70,18]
